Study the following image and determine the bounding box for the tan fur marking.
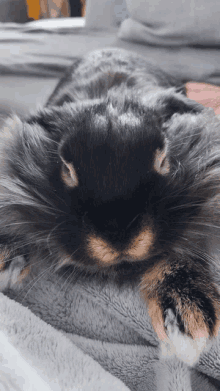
[147,298,167,341]
[127,228,154,260]
[88,235,119,265]
[140,261,170,341]
[174,291,220,340]
[18,266,31,283]
[162,293,210,340]
[154,145,170,175]
[0,256,4,271]
[212,299,220,337]
[56,253,73,270]
[140,260,169,295]
[180,301,209,339]
[0,250,10,271]
[140,262,211,343]
[213,317,220,338]
[61,158,78,188]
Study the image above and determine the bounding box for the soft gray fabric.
[0,20,220,87]
[3,267,220,391]
[118,0,220,47]
[0,292,129,391]
[0,76,57,121]
[0,0,28,22]
[85,0,129,29]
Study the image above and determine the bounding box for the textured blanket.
[1,265,220,391]
[0,289,129,391]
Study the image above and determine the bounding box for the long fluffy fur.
[0,48,220,365]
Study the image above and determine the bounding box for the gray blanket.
[0,290,129,391]
[0,20,220,85]
[3,264,220,391]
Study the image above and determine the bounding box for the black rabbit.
[1,48,220,365]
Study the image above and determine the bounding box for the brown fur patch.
[87,235,119,265]
[140,261,171,341]
[140,260,170,295]
[56,252,73,270]
[173,299,209,339]
[173,292,220,339]
[127,228,154,260]
[147,298,167,341]
[0,249,10,271]
[213,317,220,338]
[154,144,170,175]
[140,261,211,341]
[140,262,219,342]
[61,157,78,188]
[0,257,4,271]
[18,265,31,283]
[212,298,220,337]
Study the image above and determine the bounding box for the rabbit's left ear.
[160,91,204,122]
[143,88,204,124]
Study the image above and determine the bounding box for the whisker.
[190,221,220,230]
[184,230,216,238]
[55,265,79,297]
[47,222,65,255]
[19,259,55,302]
[1,222,41,229]
[61,262,88,295]
[184,241,220,265]
[167,203,203,211]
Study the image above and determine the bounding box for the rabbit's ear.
[142,88,204,125]
[160,91,204,122]
[59,138,79,189]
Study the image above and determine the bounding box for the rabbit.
[0,48,220,365]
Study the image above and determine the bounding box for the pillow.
[118,0,220,46]
[85,0,129,29]
[0,0,28,22]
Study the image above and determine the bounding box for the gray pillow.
[0,0,28,23]
[118,0,220,46]
[85,0,129,29]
